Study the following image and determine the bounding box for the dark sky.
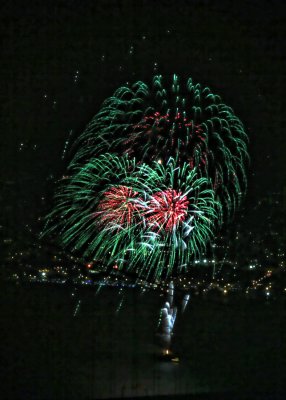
[1,0,286,244]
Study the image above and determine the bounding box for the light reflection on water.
[71,285,284,397]
[2,283,284,399]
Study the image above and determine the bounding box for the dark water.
[0,282,285,399]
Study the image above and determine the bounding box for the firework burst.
[145,189,189,232]
[95,185,142,227]
[71,74,248,219]
[42,75,248,280]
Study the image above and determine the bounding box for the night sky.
[1,0,286,249]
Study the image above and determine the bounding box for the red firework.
[95,185,142,226]
[124,111,203,159]
[145,189,189,231]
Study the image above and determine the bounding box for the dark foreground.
[0,282,285,399]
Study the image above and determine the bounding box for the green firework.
[71,74,248,219]
[44,155,219,279]
[42,74,249,280]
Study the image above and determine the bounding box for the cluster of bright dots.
[133,111,203,136]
